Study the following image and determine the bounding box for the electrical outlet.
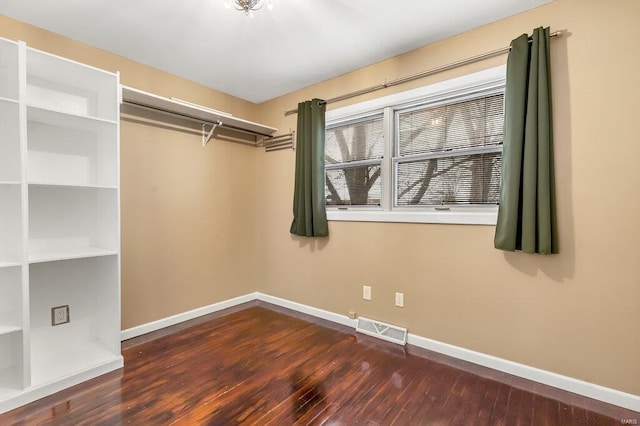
[363,285,372,301]
[395,292,404,307]
[51,305,70,326]
[348,311,357,319]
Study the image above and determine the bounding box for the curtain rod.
[284,30,561,116]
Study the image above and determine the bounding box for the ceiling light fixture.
[225,0,273,17]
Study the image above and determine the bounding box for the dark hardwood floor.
[2,302,638,425]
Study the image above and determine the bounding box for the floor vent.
[356,317,407,346]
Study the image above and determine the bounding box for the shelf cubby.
[0,185,23,267]
[0,39,19,101]
[26,48,118,122]
[28,185,118,263]
[29,257,120,386]
[0,332,24,398]
[0,100,22,183]
[0,266,22,332]
[27,107,118,188]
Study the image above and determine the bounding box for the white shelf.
[0,181,21,186]
[122,85,278,137]
[0,254,22,268]
[0,326,21,337]
[0,97,18,105]
[28,247,117,264]
[0,259,21,269]
[27,105,117,127]
[28,182,117,190]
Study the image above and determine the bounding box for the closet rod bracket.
[202,120,223,147]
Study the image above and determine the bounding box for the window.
[324,65,506,225]
[325,115,384,206]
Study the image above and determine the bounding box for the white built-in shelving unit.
[0,37,122,414]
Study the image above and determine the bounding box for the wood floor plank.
[1,304,637,425]
[389,361,449,424]
[473,378,502,426]
[517,388,535,426]
[450,372,489,425]
[488,381,512,425]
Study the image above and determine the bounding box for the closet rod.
[123,100,275,138]
[284,30,561,116]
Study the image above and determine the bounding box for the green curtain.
[290,99,329,237]
[494,27,558,254]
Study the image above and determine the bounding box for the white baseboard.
[120,292,257,341]
[121,292,640,412]
[406,334,640,412]
[255,292,358,328]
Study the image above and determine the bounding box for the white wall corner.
[120,292,258,341]
[255,292,358,328]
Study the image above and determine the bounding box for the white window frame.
[325,65,506,225]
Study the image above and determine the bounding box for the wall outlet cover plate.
[51,305,70,326]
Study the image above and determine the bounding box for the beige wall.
[0,15,260,329]
[2,0,639,397]
[253,0,640,396]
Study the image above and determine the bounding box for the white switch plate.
[363,285,372,301]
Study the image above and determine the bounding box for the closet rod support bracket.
[202,120,223,147]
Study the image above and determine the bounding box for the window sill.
[326,208,498,225]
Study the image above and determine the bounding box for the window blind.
[325,116,384,164]
[325,115,384,205]
[395,92,504,206]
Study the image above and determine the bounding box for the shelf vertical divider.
[18,40,30,390]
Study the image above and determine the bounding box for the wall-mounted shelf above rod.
[257,131,296,152]
[121,85,278,146]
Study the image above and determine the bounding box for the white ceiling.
[0,0,551,103]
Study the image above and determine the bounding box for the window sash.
[325,113,384,165]
[393,150,503,207]
[391,89,504,208]
[325,162,383,206]
[395,89,505,157]
[325,112,385,207]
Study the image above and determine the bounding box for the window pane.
[398,94,504,156]
[396,153,502,206]
[326,165,381,206]
[326,116,384,164]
